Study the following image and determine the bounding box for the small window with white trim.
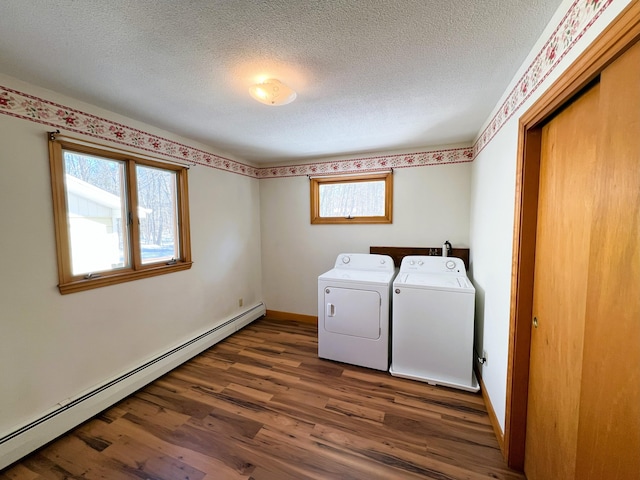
[310,172,393,224]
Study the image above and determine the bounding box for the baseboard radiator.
[0,302,266,470]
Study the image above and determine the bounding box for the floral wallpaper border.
[0,0,612,178]
[0,85,260,178]
[0,84,473,176]
[473,0,613,155]
[256,148,474,178]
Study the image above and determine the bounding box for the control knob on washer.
[342,256,350,264]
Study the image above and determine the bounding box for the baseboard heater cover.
[0,302,266,470]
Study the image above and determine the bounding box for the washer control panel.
[399,256,465,274]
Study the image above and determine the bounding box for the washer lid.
[394,273,475,293]
[319,268,397,286]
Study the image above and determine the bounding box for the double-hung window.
[48,137,192,294]
[310,172,393,224]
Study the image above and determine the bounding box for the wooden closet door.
[575,40,640,480]
[524,83,600,480]
[525,40,640,480]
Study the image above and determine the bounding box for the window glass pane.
[136,165,179,264]
[63,151,129,276]
[319,180,385,217]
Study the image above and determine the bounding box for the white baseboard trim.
[0,302,265,470]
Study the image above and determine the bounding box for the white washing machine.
[390,256,479,392]
[318,253,396,371]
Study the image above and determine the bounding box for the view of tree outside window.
[319,180,385,218]
[310,172,392,224]
[136,165,179,264]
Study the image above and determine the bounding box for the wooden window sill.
[58,261,193,294]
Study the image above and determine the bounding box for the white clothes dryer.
[318,253,396,371]
[390,256,479,392]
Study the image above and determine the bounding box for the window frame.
[48,137,192,294]
[309,172,393,224]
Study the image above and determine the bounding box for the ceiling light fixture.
[249,78,297,106]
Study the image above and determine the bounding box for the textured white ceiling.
[0,1,561,164]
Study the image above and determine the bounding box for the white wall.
[260,163,472,316]
[0,80,263,439]
[469,0,632,431]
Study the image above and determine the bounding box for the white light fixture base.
[249,79,297,106]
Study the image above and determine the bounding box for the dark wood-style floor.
[1,318,524,480]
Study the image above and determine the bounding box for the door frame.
[504,2,640,470]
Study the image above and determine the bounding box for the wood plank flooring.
[0,318,524,480]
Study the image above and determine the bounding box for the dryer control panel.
[333,253,395,272]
